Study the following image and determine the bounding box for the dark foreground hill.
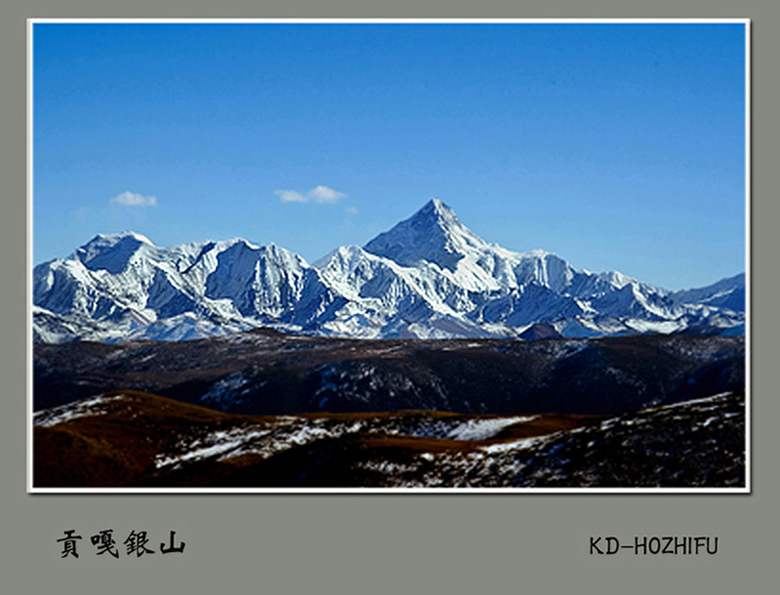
[35,330,744,417]
[33,389,745,488]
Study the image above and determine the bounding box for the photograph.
[29,19,748,491]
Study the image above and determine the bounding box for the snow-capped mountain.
[670,273,745,312]
[32,199,745,343]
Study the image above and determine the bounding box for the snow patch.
[446,416,539,441]
[33,394,126,427]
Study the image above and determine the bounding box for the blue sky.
[33,22,746,290]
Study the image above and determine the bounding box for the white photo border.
[27,17,752,494]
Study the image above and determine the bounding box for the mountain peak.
[363,199,487,271]
[417,198,461,228]
[423,197,449,214]
[72,231,155,274]
[87,231,155,247]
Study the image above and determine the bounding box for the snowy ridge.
[33,200,745,343]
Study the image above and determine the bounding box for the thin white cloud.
[111,191,157,207]
[308,185,347,204]
[276,185,348,204]
[345,206,359,216]
[275,189,308,203]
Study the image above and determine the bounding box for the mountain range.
[33,199,745,343]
